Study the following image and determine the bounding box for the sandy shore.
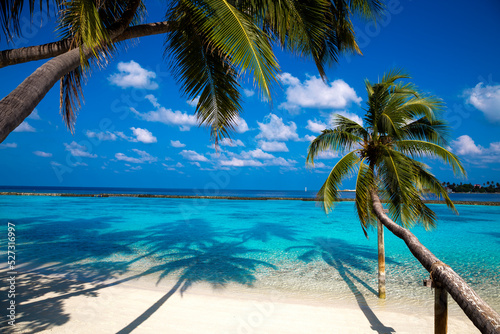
[1,270,480,333]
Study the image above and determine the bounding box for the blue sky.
[1,0,500,191]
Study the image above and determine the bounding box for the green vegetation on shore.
[443,181,500,193]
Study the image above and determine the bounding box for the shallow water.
[0,195,499,314]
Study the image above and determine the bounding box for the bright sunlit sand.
[2,270,480,333]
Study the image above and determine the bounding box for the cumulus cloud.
[235,117,249,133]
[108,60,158,89]
[115,149,157,164]
[130,127,157,143]
[64,141,97,158]
[28,109,41,120]
[331,111,364,127]
[170,140,186,148]
[450,135,500,165]
[132,106,198,131]
[450,135,483,155]
[179,150,209,162]
[145,94,161,108]
[33,151,52,157]
[219,138,245,147]
[86,130,118,141]
[464,83,500,123]
[304,135,316,142]
[306,119,328,133]
[315,151,339,159]
[187,96,200,107]
[14,121,36,132]
[0,143,17,149]
[278,73,361,113]
[220,158,264,167]
[240,149,275,160]
[243,89,255,97]
[259,141,289,152]
[256,114,299,141]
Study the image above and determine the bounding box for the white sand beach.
[2,270,480,333]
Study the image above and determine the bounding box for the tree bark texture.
[370,189,500,334]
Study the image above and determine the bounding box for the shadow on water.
[0,216,281,333]
[287,237,396,334]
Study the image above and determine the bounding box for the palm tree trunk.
[0,22,171,144]
[370,189,500,334]
[377,218,386,299]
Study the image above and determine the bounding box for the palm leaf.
[354,159,375,237]
[315,150,361,212]
[307,129,362,163]
[60,66,85,133]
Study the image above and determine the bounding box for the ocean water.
[0,194,499,318]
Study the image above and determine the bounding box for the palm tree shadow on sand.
[287,237,397,334]
[116,241,276,334]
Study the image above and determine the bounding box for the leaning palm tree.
[307,70,500,333]
[307,69,464,298]
[0,0,383,143]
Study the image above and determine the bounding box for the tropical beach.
[1,0,500,333]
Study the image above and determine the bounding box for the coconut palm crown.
[0,0,384,143]
[307,69,466,236]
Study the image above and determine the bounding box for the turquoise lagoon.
[0,195,499,315]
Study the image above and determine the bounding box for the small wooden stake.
[377,218,386,299]
[435,285,448,334]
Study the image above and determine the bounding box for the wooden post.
[378,218,386,299]
[435,284,448,334]
[423,279,448,334]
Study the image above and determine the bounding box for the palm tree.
[307,69,464,298]
[307,70,500,332]
[0,0,383,143]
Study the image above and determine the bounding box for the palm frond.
[57,0,112,67]
[199,0,280,99]
[354,159,376,237]
[307,129,362,163]
[394,140,466,177]
[165,1,242,142]
[316,150,361,213]
[400,117,449,146]
[331,113,368,138]
[60,66,85,133]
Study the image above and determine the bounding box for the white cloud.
[145,94,161,108]
[331,111,364,127]
[191,162,201,167]
[14,121,36,132]
[130,127,157,143]
[33,151,52,157]
[304,135,316,142]
[259,140,289,152]
[278,73,361,113]
[306,119,328,133]
[240,149,275,160]
[132,107,198,131]
[219,138,245,147]
[187,96,200,107]
[235,117,249,133]
[179,150,209,162]
[28,109,41,120]
[220,158,264,167]
[256,114,299,141]
[108,60,158,89]
[450,135,483,155]
[64,141,97,158]
[266,157,297,167]
[170,140,186,148]
[0,142,17,148]
[464,83,500,123]
[310,162,331,169]
[115,149,157,164]
[316,151,339,159]
[243,89,255,97]
[86,130,118,141]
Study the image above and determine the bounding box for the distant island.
[443,181,500,193]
